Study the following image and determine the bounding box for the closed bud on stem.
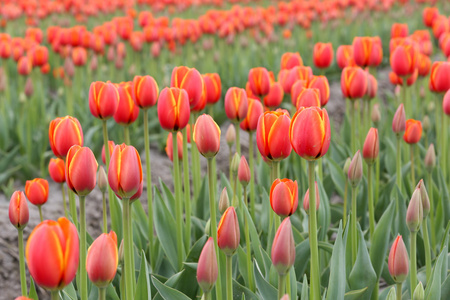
[86,231,118,288]
[97,166,108,194]
[271,217,295,276]
[9,191,29,230]
[219,187,229,214]
[118,239,124,264]
[226,123,236,147]
[371,103,381,124]
[197,237,218,293]
[416,179,430,218]
[217,207,240,256]
[231,153,240,175]
[363,128,379,165]
[422,116,430,132]
[348,150,363,188]
[424,144,436,172]
[343,157,352,175]
[427,101,435,113]
[238,156,250,187]
[193,114,221,159]
[392,103,406,135]
[406,187,423,232]
[388,235,409,283]
[413,282,424,300]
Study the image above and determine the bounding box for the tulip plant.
[2,1,450,300]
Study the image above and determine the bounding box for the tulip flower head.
[132,75,159,109]
[25,178,49,207]
[390,39,418,77]
[256,111,292,162]
[197,237,218,293]
[388,235,409,283]
[429,62,450,93]
[48,158,65,183]
[157,87,190,132]
[313,42,333,69]
[26,217,79,291]
[280,52,303,70]
[348,150,363,188]
[392,104,406,134]
[224,87,248,122]
[308,75,330,107]
[341,66,367,99]
[240,97,264,132]
[49,116,84,158]
[289,107,331,160]
[363,128,379,165]
[217,206,240,256]
[88,81,120,120]
[9,191,29,230]
[65,146,98,197]
[86,231,118,288]
[165,132,183,162]
[101,140,115,165]
[226,123,236,147]
[238,156,250,187]
[416,179,430,218]
[303,181,320,212]
[295,87,321,110]
[263,82,284,109]
[193,114,221,159]
[424,144,436,172]
[403,119,422,144]
[114,82,139,125]
[271,217,295,276]
[202,73,222,105]
[248,67,271,96]
[171,66,204,108]
[336,45,355,69]
[270,179,298,217]
[219,187,230,214]
[406,187,423,232]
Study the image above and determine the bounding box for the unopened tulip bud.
[197,237,218,293]
[303,181,319,212]
[226,124,236,147]
[24,77,33,98]
[193,114,221,159]
[363,128,379,165]
[371,103,381,124]
[388,235,409,283]
[231,153,240,175]
[9,191,29,230]
[416,180,430,218]
[343,157,351,174]
[422,115,430,132]
[118,239,124,264]
[270,179,298,217]
[86,231,118,288]
[204,219,211,236]
[406,187,423,232]
[25,178,49,207]
[98,166,108,194]
[427,101,435,113]
[271,217,295,276]
[348,151,363,188]
[413,282,424,300]
[392,104,406,134]
[217,207,240,256]
[424,144,436,172]
[219,187,229,213]
[238,156,250,187]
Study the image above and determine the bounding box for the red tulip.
[303,181,319,212]
[157,87,190,131]
[429,62,450,93]
[224,87,248,122]
[353,37,383,67]
[86,231,118,288]
[248,67,271,96]
[165,132,183,162]
[238,156,250,187]
[407,187,423,232]
[313,42,333,68]
[366,72,378,99]
[390,39,418,77]
[114,82,139,125]
[295,87,321,110]
[403,119,422,144]
[31,45,48,67]
[72,47,87,66]
[25,178,49,207]
[171,66,204,108]
[271,217,295,275]
[66,146,98,196]
[391,23,409,39]
[89,81,120,120]
[197,237,218,293]
[348,150,363,188]
[341,66,367,99]
[49,116,83,158]
[202,73,222,105]
[217,206,240,256]
[392,104,406,134]
[336,45,355,69]
[388,235,409,283]
[280,52,303,70]
[48,158,65,183]
[290,80,307,106]
[289,107,331,160]
[193,114,221,158]
[101,141,115,165]
[17,56,32,76]
[363,128,379,164]
[26,217,79,291]
[270,178,298,217]
[423,7,439,28]
[263,82,284,109]
[389,69,418,87]
[240,97,264,132]
[432,16,448,40]
[308,75,330,106]
[108,144,143,199]
[9,191,29,230]
[417,53,431,77]
[256,111,292,162]
[132,75,159,109]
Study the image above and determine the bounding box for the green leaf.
[344,287,368,300]
[327,222,347,300]
[370,200,396,279]
[61,283,77,300]
[440,274,450,300]
[301,274,309,300]
[295,239,310,279]
[28,278,39,300]
[425,246,447,300]
[385,287,396,300]
[135,250,151,300]
[348,225,377,299]
[233,279,259,300]
[327,159,347,198]
[151,276,191,300]
[254,260,277,300]
[317,180,331,241]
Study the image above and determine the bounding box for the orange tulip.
[86,231,118,288]
[341,66,367,99]
[417,53,431,77]
[363,128,379,164]
[240,97,263,132]
[295,88,321,110]
[263,82,284,109]
[202,73,222,105]
[280,52,303,70]
[132,75,159,109]
[66,146,98,196]
[313,42,333,68]
[193,114,221,158]
[336,45,355,69]
[388,235,409,283]
[108,144,143,199]
[89,81,120,120]
[48,116,83,158]
[423,7,439,28]
[256,111,292,161]
[171,66,204,109]
[429,61,450,93]
[48,158,65,183]
[157,87,190,131]
[9,191,29,230]
[391,23,409,39]
[114,83,139,125]
[270,178,298,217]
[271,217,295,276]
[217,206,240,256]
[403,119,422,144]
[224,87,248,122]
[432,16,449,40]
[25,178,49,207]
[31,45,48,67]
[353,37,383,67]
[308,75,330,106]
[165,132,183,162]
[390,39,418,77]
[248,67,271,96]
[26,217,79,291]
[290,107,331,160]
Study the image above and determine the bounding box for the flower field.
[1,0,450,300]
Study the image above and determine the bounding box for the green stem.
[51,291,59,300]
[207,158,222,299]
[124,126,130,145]
[102,120,116,235]
[122,199,134,300]
[79,196,87,300]
[396,135,402,197]
[68,189,78,227]
[235,123,241,155]
[343,181,348,227]
[129,202,136,295]
[396,282,402,300]
[143,110,154,257]
[98,287,106,300]
[229,146,233,184]
[351,100,356,153]
[428,171,436,251]
[226,255,233,300]
[410,231,417,299]
[351,186,358,265]
[318,158,323,181]
[38,206,43,222]
[375,155,380,206]
[173,132,184,270]
[442,110,447,180]
[368,164,375,239]
[18,229,27,296]
[410,144,415,188]
[243,187,254,292]
[67,84,73,116]
[422,219,432,281]
[308,160,320,300]
[191,115,201,200]
[182,128,191,251]
[286,271,291,298]
[203,291,211,300]
[249,132,256,221]
[61,184,68,218]
[278,274,287,300]
[102,192,107,233]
